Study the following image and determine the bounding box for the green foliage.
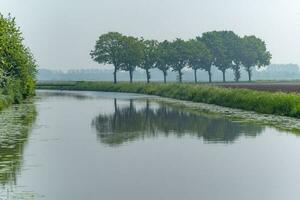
[0,14,37,110]
[240,36,272,81]
[186,39,213,82]
[90,32,124,83]
[220,31,243,82]
[91,33,145,83]
[118,36,144,83]
[155,40,172,83]
[91,31,272,84]
[200,31,239,82]
[139,39,159,83]
[38,81,300,118]
[168,38,190,82]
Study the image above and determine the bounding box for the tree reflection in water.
[92,99,264,146]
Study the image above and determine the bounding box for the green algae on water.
[0,102,37,199]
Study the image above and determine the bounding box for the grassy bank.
[0,85,19,111]
[37,81,300,118]
[0,94,12,111]
[0,81,35,111]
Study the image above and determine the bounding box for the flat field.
[216,82,300,92]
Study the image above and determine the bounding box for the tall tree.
[219,31,243,82]
[186,39,212,83]
[118,36,144,83]
[201,58,214,83]
[156,41,172,83]
[200,31,232,82]
[240,36,272,81]
[90,32,124,84]
[169,39,189,83]
[140,39,158,83]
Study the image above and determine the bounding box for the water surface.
[1,90,300,200]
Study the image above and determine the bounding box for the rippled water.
[1,90,300,200]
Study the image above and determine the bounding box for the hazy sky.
[1,0,300,69]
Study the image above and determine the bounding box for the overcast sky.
[1,0,300,69]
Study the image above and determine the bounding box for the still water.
[1,90,300,200]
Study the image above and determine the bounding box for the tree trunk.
[208,70,212,83]
[234,69,239,82]
[146,69,150,83]
[163,71,167,83]
[247,68,252,82]
[233,65,241,82]
[113,68,117,84]
[222,70,226,82]
[129,70,133,83]
[194,69,197,83]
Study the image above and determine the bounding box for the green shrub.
[0,14,37,111]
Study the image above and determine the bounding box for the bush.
[0,14,37,110]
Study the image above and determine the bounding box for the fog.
[1,0,300,69]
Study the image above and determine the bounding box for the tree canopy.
[139,39,159,83]
[118,36,144,83]
[186,39,213,82]
[0,14,37,102]
[168,38,190,82]
[155,40,172,83]
[240,36,272,81]
[91,31,272,83]
[90,32,124,83]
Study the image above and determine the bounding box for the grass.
[0,79,36,111]
[37,81,300,118]
[0,92,13,111]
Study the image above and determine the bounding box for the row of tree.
[0,14,36,100]
[90,31,271,83]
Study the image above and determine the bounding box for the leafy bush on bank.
[0,14,37,110]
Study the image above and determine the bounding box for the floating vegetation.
[0,101,37,199]
[0,188,36,200]
[150,96,300,134]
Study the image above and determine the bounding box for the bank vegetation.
[37,81,300,118]
[0,14,37,110]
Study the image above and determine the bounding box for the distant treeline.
[37,64,299,82]
[0,14,36,109]
[90,31,271,83]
